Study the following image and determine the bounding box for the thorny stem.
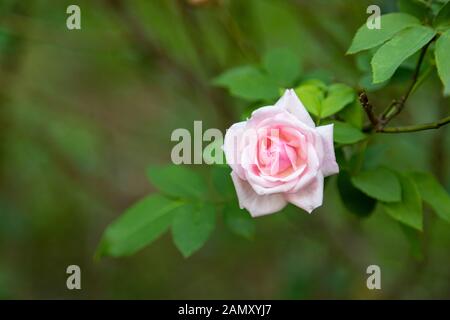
[378,116,450,133]
[360,37,449,134]
[358,91,378,130]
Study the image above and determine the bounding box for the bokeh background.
[0,0,449,299]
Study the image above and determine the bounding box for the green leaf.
[371,25,436,83]
[411,172,450,223]
[147,165,206,199]
[433,0,450,31]
[262,48,301,87]
[435,30,450,96]
[300,79,328,90]
[381,174,423,231]
[351,167,402,202]
[356,52,391,91]
[321,83,356,118]
[397,0,431,20]
[97,194,180,257]
[400,224,423,260]
[432,0,449,15]
[212,165,234,198]
[213,66,279,101]
[347,13,420,54]
[332,121,366,144]
[337,171,376,217]
[295,82,355,119]
[294,84,324,117]
[172,203,216,257]
[362,144,388,170]
[223,203,255,239]
[339,99,364,129]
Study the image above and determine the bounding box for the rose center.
[259,135,298,176]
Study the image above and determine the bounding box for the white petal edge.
[275,89,316,128]
[285,172,324,213]
[316,124,339,177]
[231,172,287,217]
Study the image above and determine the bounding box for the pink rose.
[223,89,339,217]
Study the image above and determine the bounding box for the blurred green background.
[0,0,449,299]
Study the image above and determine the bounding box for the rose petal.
[285,172,324,213]
[291,143,320,192]
[275,89,315,128]
[242,143,305,195]
[231,172,287,217]
[257,111,313,134]
[223,121,247,179]
[284,143,298,170]
[316,124,339,177]
[247,105,283,128]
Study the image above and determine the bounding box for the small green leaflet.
[300,79,328,91]
[411,172,450,224]
[435,30,450,96]
[97,194,181,257]
[295,82,355,119]
[172,203,216,257]
[337,171,377,217]
[213,65,279,101]
[295,84,323,117]
[321,83,355,118]
[433,0,450,31]
[354,51,387,91]
[397,0,431,20]
[351,167,402,202]
[147,165,207,199]
[347,13,420,54]
[214,48,303,101]
[371,25,436,83]
[332,121,366,144]
[381,174,423,231]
